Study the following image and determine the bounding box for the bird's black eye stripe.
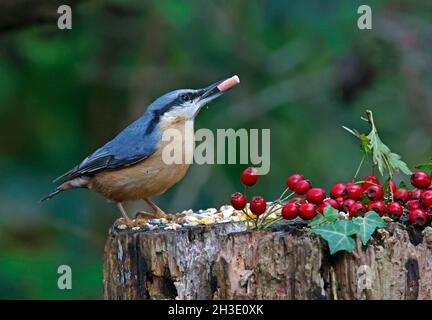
[178,93,193,102]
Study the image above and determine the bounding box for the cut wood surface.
[103,218,432,300]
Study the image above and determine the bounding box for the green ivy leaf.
[308,214,326,228]
[308,206,340,228]
[352,211,387,245]
[415,163,432,171]
[311,220,359,254]
[323,206,340,222]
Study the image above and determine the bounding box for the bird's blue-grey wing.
[54,115,159,182]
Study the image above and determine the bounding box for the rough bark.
[103,220,432,300]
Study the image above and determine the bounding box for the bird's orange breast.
[90,119,193,202]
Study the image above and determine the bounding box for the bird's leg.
[136,199,185,221]
[145,198,167,217]
[144,198,168,219]
[135,199,164,219]
[146,198,187,221]
[117,202,132,222]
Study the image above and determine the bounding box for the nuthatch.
[41,76,240,221]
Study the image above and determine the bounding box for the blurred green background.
[0,0,431,299]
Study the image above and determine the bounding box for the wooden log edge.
[103,220,432,300]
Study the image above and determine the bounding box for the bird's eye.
[179,93,190,102]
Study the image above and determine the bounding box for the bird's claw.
[135,210,168,220]
[135,211,186,222]
[116,212,187,229]
[117,217,136,227]
[166,213,186,222]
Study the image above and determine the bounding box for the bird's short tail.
[40,176,90,203]
[40,185,65,202]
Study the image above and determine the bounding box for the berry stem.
[353,180,379,186]
[262,187,294,221]
[242,207,256,223]
[279,187,291,200]
[352,155,365,182]
[259,188,294,225]
[257,202,280,226]
[280,191,295,202]
[265,201,283,216]
[260,216,283,230]
[242,205,259,229]
[257,200,288,229]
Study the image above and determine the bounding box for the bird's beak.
[198,75,240,107]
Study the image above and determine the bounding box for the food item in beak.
[217,75,240,92]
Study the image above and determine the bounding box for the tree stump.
[103,219,432,300]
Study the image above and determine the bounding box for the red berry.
[286,174,305,190]
[306,188,326,204]
[282,203,299,220]
[346,183,364,200]
[394,188,409,204]
[335,197,345,209]
[365,185,384,201]
[411,171,431,189]
[409,209,428,226]
[289,197,305,204]
[410,189,422,200]
[389,180,397,193]
[230,192,247,210]
[406,199,421,211]
[349,202,367,217]
[342,199,356,212]
[241,167,259,186]
[293,179,312,195]
[421,190,432,207]
[324,199,339,210]
[317,199,339,214]
[387,202,403,217]
[299,203,317,220]
[368,201,387,216]
[317,203,326,214]
[330,183,347,199]
[249,196,266,215]
[362,176,380,190]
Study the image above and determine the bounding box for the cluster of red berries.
[230,168,267,216]
[230,167,432,227]
[282,171,432,225]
